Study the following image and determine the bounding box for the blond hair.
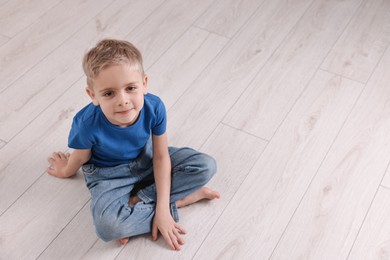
[82,39,144,87]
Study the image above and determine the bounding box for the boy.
[47,39,219,251]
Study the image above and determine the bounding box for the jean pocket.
[82,164,99,176]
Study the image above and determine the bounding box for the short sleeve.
[68,116,94,149]
[152,99,167,136]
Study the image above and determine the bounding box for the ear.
[142,74,148,95]
[86,87,99,106]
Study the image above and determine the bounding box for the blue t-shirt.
[68,93,166,167]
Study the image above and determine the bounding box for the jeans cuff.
[170,202,179,222]
[137,189,153,203]
[137,191,179,222]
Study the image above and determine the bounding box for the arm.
[151,133,186,250]
[47,149,91,178]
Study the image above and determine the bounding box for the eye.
[127,86,137,91]
[103,91,113,97]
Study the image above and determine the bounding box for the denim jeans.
[82,140,217,241]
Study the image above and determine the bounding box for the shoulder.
[72,103,100,128]
[144,93,164,107]
[143,93,166,115]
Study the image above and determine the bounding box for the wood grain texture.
[0,34,9,46]
[37,201,124,260]
[0,172,89,260]
[2,0,390,258]
[124,0,214,68]
[0,0,111,93]
[381,170,390,189]
[168,0,313,149]
[0,0,64,37]
[0,139,6,149]
[348,187,390,260]
[194,0,265,38]
[36,124,266,259]
[34,30,227,259]
[271,45,390,260]
[321,0,390,83]
[0,79,89,215]
[0,0,163,142]
[147,27,228,110]
[223,0,363,140]
[116,124,267,259]
[194,70,364,259]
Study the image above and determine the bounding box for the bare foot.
[119,237,129,245]
[176,187,220,208]
[128,195,142,206]
[117,196,142,246]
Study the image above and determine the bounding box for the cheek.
[136,96,145,108]
[99,101,113,112]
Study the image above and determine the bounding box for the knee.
[94,208,136,241]
[94,214,122,241]
[198,153,217,184]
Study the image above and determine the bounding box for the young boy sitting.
[47,39,220,251]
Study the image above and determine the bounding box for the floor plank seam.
[378,160,390,191]
[190,24,232,40]
[191,138,271,259]
[317,0,366,79]
[0,148,73,219]
[36,197,92,259]
[345,180,384,260]
[318,68,367,85]
[0,0,117,95]
[0,33,10,40]
[124,2,198,71]
[380,185,390,190]
[82,238,100,259]
[163,35,230,113]
[220,122,269,143]
[361,41,390,85]
[262,47,325,144]
[191,0,225,31]
[0,138,7,149]
[0,169,47,217]
[268,74,369,259]
[219,0,315,130]
[198,121,225,151]
[5,74,84,144]
[4,0,390,258]
[0,0,66,39]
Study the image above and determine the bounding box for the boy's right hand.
[47,152,70,178]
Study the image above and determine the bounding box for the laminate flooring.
[1,0,390,259]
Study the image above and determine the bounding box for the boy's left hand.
[152,208,187,250]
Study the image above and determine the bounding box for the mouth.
[116,109,132,115]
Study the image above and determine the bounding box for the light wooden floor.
[1,0,390,259]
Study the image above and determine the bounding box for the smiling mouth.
[117,109,132,114]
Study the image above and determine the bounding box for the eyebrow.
[98,82,139,93]
[123,81,139,86]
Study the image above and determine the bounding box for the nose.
[117,91,129,107]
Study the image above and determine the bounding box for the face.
[86,64,148,128]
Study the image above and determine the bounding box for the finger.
[175,223,187,235]
[58,152,66,159]
[169,231,181,251]
[173,228,185,245]
[47,157,55,164]
[162,232,175,250]
[52,152,60,160]
[47,167,55,175]
[152,224,158,241]
[65,153,71,158]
